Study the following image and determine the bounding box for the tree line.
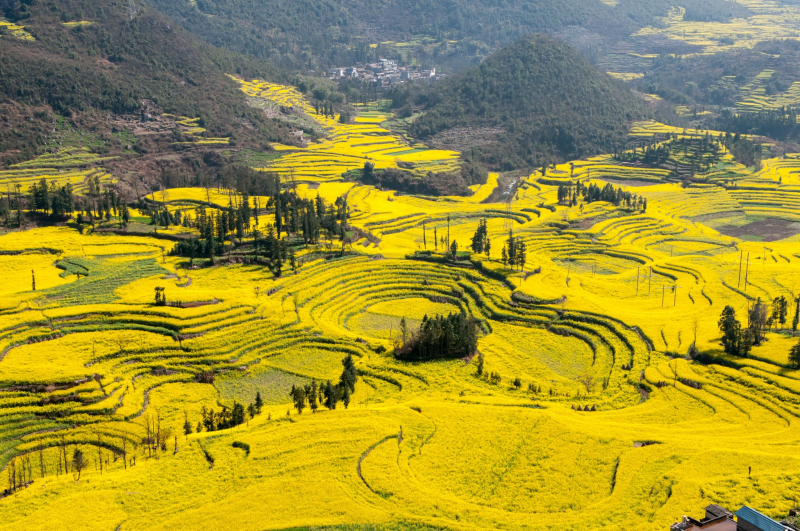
[287,354,358,414]
[718,296,797,360]
[558,181,647,211]
[170,190,350,272]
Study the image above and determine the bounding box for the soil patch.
[717,218,800,242]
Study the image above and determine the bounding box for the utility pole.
[738,250,743,288]
[662,285,666,307]
[636,267,640,295]
[648,266,653,295]
[744,253,750,291]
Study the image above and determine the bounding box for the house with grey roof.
[735,506,797,531]
[671,505,798,531]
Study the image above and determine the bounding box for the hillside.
[147,0,752,73]
[396,35,648,169]
[0,0,289,166]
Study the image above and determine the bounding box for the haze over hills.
[394,35,648,169]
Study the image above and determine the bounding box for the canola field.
[233,78,460,182]
[8,92,800,531]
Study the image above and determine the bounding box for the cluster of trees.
[718,297,798,357]
[288,354,358,413]
[27,178,75,218]
[359,163,476,197]
[274,191,349,243]
[153,287,167,306]
[78,185,129,225]
[470,218,491,257]
[170,190,349,269]
[501,230,527,271]
[722,134,763,169]
[558,181,647,211]
[395,312,478,360]
[193,393,263,434]
[716,109,800,144]
[1,176,134,228]
[613,143,672,166]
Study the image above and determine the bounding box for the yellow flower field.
[231,78,460,182]
[8,101,800,531]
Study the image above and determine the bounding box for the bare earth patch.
[716,218,800,242]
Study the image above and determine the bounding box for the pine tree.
[183,412,193,438]
[341,385,351,409]
[255,391,263,413]
[340,354,357,393]
[289,385,306,414]
[324,380,338,410]
[309,380,318,412]
[275,196,283,239]
[790,339,800,369]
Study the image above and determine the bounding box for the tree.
[362,162,375,182]
[72,448,86,480]
[339,353,357,394]
[31,270,35,292]
[669,359,679,387]
[289,385,306,414]
[255,391,263,413]
[341,384,351,408]
[275,196,283,239]
[308,380,318,413]
[773,296,788,330]
[183,411,193,439]
[470,219,488,254]
[450,239,458,259]
[719,305,742,354]
[476,351,485,376]
[790,339,800,369]
[749,298,769,346]
[323,380,338,410]
[793,295,800,333]
[154,287,166,306]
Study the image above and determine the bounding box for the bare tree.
[38,445,46,478]
[669,359,679,387]
[577,372,595,393]
[692,315,700,346]
[97,433,104,474]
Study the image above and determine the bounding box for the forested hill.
[0,0,288,162]
[393,35,648,170]
[144,0,751,73]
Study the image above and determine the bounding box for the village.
[327,58,444,86]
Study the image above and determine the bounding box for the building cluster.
[327,59,442,87]
[672,504,798,531]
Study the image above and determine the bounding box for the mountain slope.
[0,0,288,164]
[147,0,625,71]
[142,0,753,73]
[396,35,648,169]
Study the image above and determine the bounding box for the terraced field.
[233,79,460,183]
[9,85,800,531]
